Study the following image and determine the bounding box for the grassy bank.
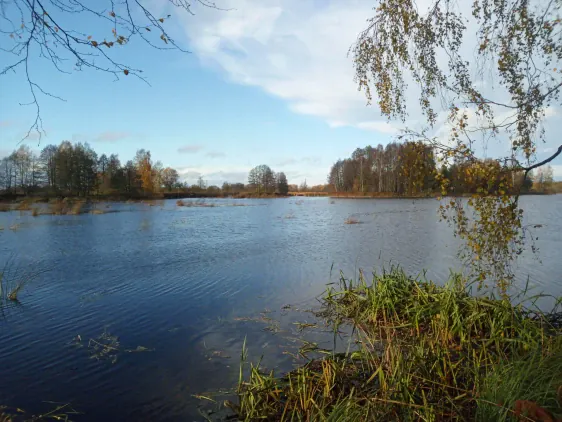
[234,268,562,421]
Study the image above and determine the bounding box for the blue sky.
[1,0,560,185]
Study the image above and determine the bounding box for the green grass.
[235,268,562,421]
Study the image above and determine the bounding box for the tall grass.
[68,200,85,215]
[0,254,51,302]
[16,200,31,211]
[49,200,66,215]
[235,268,562,421]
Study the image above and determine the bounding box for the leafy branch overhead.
[0,0,226,140]
[352,0,562,293]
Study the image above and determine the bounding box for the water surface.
[0,196,560,420]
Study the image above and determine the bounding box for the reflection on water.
[0,196,560,420]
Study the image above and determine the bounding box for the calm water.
[0,196,561,421]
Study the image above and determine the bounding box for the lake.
[0,196,561,421]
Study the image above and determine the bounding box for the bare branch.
[0,0,225,141]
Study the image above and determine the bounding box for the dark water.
[0,196,561,421]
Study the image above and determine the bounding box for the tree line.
[328,142,437,195]
[0,142,180,198]
[328,142,557,196]
[0,143,292,198]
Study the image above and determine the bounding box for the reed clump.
[235,268,562,421]
[16,200,31,211]
[49,200,66,215]
[0,255,50,302]
[68,200,85,215]
[176,199,216,208]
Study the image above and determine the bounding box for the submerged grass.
[235,268,562,421]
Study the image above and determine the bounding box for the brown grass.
[90,209,104,215]
[176,199,185,206]
[31,207,40,217]
[344,217,361,224]
[16,200,31,211]
[68,201,85,215]
[49,200,66,215]
[0,203,11,212]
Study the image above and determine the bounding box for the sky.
[0,0,561,186]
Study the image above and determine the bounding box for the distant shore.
[0,190,557,205]
[0,192,289,204]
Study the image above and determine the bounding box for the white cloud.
[94,131,131,143]
[72,131,132,143]
[177,0,562,153]
[177,145,204,154]
[176,163,323,186]
[357,121,400,134]
[180,0,392,133]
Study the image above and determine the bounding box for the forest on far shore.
[0,140,559,200]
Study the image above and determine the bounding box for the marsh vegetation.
[235,268,562,421]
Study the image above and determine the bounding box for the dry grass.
[16,200,31,211]
[31,207,40,217]
[0,204,11,212]
[68,201,85,215]
[90,209,104,215]
[147,199,164,207]
[49,200,66,215]
[344,217,361,224]
[176,199,216,208]
[0,254,52,302]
